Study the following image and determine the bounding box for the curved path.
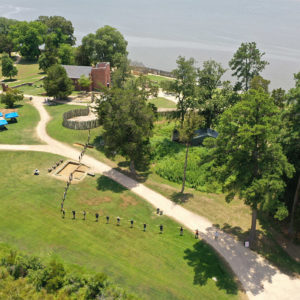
[1,96,300,300]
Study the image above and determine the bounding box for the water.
[1,0,300,89]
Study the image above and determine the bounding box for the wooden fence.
[62,108,100,130]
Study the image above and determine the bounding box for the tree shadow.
[184,241,239,295]
[152,137,184,160]
[2,79,17,83]
[171,192,193,204]
[96,175,127,193]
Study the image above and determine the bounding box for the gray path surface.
[0,95,299,300]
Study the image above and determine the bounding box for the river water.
[1,0,300,89]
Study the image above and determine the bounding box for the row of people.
[61,209,200,238]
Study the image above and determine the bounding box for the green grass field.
[0,151,243,300]
[148,97,176,109]
[0,100,42,144]
[145,74,173,86]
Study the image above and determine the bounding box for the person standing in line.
[117,216,120,226]
[62,209,65,219]
[72,210,76,220]
[106,216,109,224]
[159,224,163,234]
[195,229,199,239]
[143,223,147,232]
[180,226,183,236]
[130,219,134,228]
[61,202,64,211]
[83,210,86,220]
[95,213,99,222]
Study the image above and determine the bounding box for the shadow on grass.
[96,175,127,193]
[2,79,17,83]
[184,241,238,295]
[171,192,193,204]
[214,222,300,276]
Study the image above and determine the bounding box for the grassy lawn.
[0,151,243,300]
[148,97,176,109]
[146,74,173,86]
[0,100,42,144]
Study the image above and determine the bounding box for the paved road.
[1,96,300,300]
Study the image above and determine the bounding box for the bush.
[0,89,23,108]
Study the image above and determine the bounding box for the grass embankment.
[145,74,173,86]
[148,97,176,109]
[45,104,300,276]
[0,100,42,144]
[0,151,242,300]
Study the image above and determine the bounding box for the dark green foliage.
[57,43,75,65]
[78,26,128,67]
[1,53,18,79]
[37,16,76,46]
[0,17,19,56]
[250,75,270,93]
[0,88,24,108]
[38,52,58,72]
[10,21,47,60]
[97,86,155,174]
[208,88,294,244]
[43,64,73,99]
[162,56,197,125]
[229,42,269,91]
[0,250,138,299]
[78,75,91,90]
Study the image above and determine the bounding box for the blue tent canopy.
[0,112,3,117]
[5,112,19,119]
[0,119,8,126]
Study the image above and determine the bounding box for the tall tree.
[97,87,155,176]
[229,42,269,91]
[282,73,300,237]
[37,16,75,46]
[162,56,197,126]
[250,75,270,93]
[209,89,294,247]
[10,21,47,60]
[1,53,18,79]
[197,60,227,128]
[111,55,132,88]
[0,17,18,56]
[179,111,204,193]
[79,26,128,67]
[43,64,73,99]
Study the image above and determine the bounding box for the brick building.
[62,62,111,91]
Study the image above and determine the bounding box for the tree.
[0,89,23,108]
[78,75,91,91]
[197,60,227,128]
[37,16,75,46]
[229,42,269,91]
[209,89,294,247]
[162,56,197,126]
[10,21,47,60]
[97,87,155,176]
[38,52,58,72]
[272,88,287,110]
[57,43,75,65]
[250,75,270,93]
[1,53,18,79]
[282,73,300,237]
[43,64,73,99]
[80,26,128,67]
[0,17,18,56]
[111,55,132,88]
[178,111,204,193]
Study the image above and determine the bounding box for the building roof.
[62,65,92,79]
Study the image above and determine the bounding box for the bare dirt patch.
[81,196,112,206]
[54,161,89,182]
[120,195,138,207]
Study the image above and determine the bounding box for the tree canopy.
[1,53,18,79]
[0,89,23,108]
[229,42,269,91]
[208,88,294,246]
[43,64,73,99]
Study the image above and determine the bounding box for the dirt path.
[1,95,300,300]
